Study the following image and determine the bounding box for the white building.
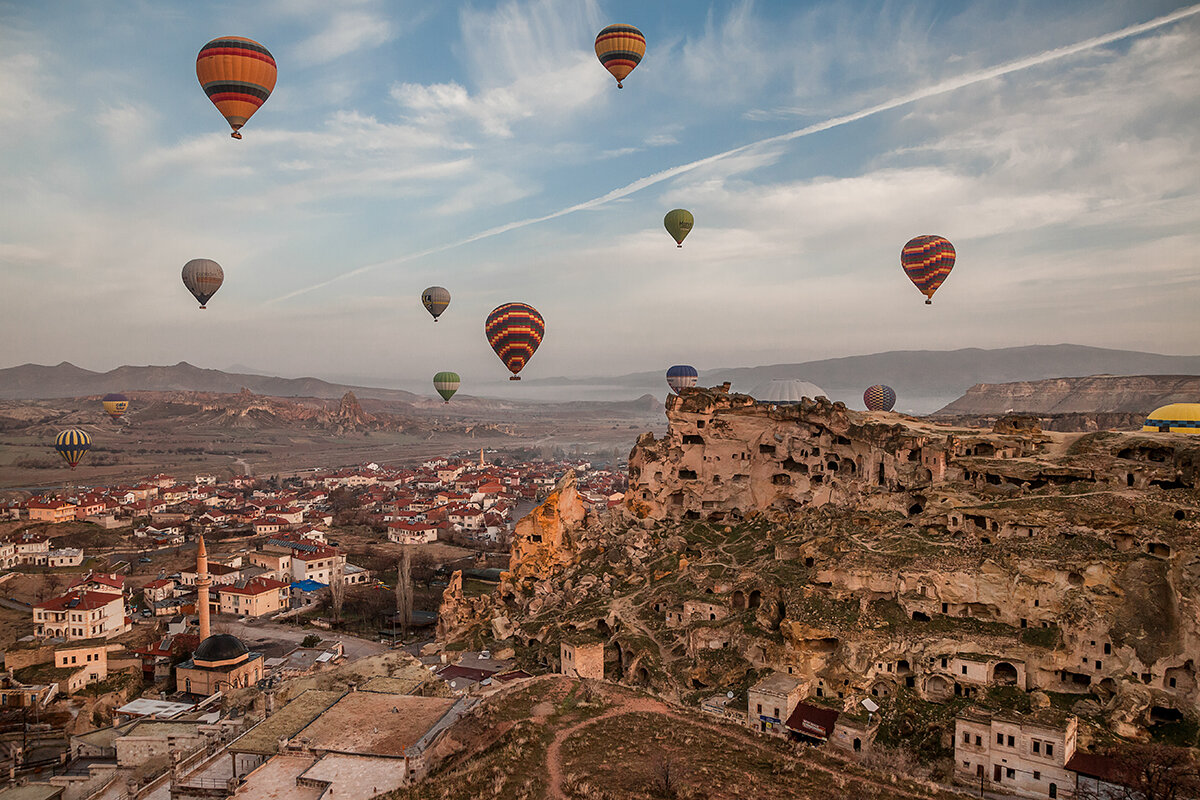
[954,707,1077,799]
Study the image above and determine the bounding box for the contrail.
[270,4,1200,304]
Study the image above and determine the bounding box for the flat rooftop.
[233,754,321,800]
[233,690,344,756]
[301,753,409,797]
[298,692,455,757]
[116,698,196,718]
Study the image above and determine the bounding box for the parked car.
[138,557,152,563]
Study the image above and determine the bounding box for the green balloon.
[433,371,460,403]
[664,208,694,247]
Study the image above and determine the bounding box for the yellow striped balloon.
[595,24,645,88]
[196,36,277,139]
[55,429,91,470]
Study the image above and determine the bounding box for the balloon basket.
[617,82,623,89]
[199,306,207,310]
[231,131,242,140]
[509,376,521,381]
[925,299,932,305]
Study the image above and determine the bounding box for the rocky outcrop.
[503,470,591,587]
[935,374,1200,416]
[626,386,1040,523]
[436,570,492,642]
[436,385,1200,746]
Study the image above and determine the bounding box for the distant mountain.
[934,374,1200,416]
[0,361,421,403]
[523,344,1200,413]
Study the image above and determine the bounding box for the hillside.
[935,374,1200,416]
[523,344,1200,412]
[0,361,421,402]
[438,386,1200,770]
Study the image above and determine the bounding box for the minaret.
[196,536,211,641]
[480,447,484,468]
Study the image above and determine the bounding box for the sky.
[1,0,1199,395]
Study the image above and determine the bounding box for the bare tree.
[329,558,345,626]
[651,754,679,798]
[1075,743,1200,800]
[395,547,413,638]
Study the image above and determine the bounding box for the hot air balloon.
[664,209,694,247]
[901,235,956,304]
[55,429,91,470]
[433,372,460,403]
[485,303,544,380]
[666,365,698,394]
[102,393,129,420]
[863,384,897,412]
[595,24,645,88]
[196,36,277,139]
[182,259,224,309]
[422,287,450,322]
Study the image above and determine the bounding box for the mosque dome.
[750,379,827,406]
[1142,403,1200,434]
[193,633,249,666]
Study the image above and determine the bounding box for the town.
[0,451,628,799]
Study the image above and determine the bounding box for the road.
[220,617,391,660]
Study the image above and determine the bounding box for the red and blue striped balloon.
[901,235,955,304]
[485,303,544,380]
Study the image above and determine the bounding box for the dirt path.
[545,695,669,799]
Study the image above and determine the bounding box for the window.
[975,735,982,746]
[1008,735,1015,747]
[963,732,971,744]
[997,733,1004,745]
[1104,643,1111,654]
[1033,741,1040,754]
[1049,784,1057,798]
[941,658,948,668]
[1006,768,1015,779]
[963,666,968,675]
[757,704,762,715]
[773,707,780,719]
[1046,744,1054,757]
[963,761,970,768]
[1034,771,1041,780]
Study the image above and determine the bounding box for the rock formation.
[936,374,1200,416]
[438,384,1200,749]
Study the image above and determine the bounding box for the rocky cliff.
[437,385,1200,754]
[935,374,1200,416]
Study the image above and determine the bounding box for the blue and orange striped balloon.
[55,429,91,470]
[901,235,956,304]
[595,24,645,88]
[196,36,277,139]
[485,303,544,380]
[863,384,897,412]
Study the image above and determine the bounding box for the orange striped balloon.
[595,24,645,88]
[196,37,277,139]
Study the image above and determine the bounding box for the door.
[993,764,1002,782]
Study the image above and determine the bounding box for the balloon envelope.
[485,303,544,380]
[55,429,91,470]
[901,235,956,304]
[664,209,694,247]
[433,372,461,403]
[196,36,277,139]
[666,365,698,394]
[863,384,897,412]
[595,24,645,88]
[102,393,129,419]
[182,259,224,308]
[422,287,450,321]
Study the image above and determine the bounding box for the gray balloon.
[182,259,224,309]
[421,286,450,321]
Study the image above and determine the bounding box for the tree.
[329,559,345,626]
[395,548,413,638]
[1075,743,1200,800]
[650,754,679,798]
[301,634,321,648]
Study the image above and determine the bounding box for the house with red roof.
[33,589,128,640]
[218,577,289,617]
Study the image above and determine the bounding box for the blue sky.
[1,0,1198,394]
